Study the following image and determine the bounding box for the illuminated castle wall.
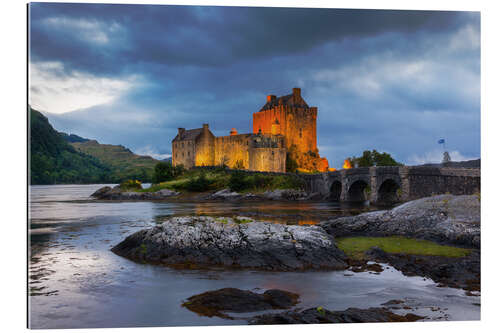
[253,88,317,154]
[172,88,327,172]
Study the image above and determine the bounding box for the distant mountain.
[70,140,160,182]
[162,157,172,163]
[417,159,480,168]
[59,132,90,143]
[30,106,163,184]
[29,107,112,184]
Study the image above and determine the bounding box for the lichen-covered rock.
[111,216,347,270]
[320,194,480,248]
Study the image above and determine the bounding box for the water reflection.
[28,185,480,329]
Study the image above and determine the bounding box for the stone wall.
[172,139,196,168]
[214,134,253,169]
[406,167,480,200]
[194,125,215,167]
[248,147,287,172]
[253,105,317,154]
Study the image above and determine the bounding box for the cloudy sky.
[28,2,480,168]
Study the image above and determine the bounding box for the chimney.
[178,128,185,138]
[230,128,238,136]
[266,95,276,103]
[202,123,209,130]
[292,87,301,97]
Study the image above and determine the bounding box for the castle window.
[299,128,302,138]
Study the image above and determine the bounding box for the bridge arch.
[347,179,370,202]
[329,180,342,201]
[377,178,401,205]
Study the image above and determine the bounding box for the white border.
[2,1,499,332]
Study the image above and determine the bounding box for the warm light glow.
[343,159,352,169]
[298,220,317,225]
[328,167,336,172]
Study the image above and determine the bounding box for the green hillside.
[29,107,112,184]
[70,140,159,182]
[30,106,160,184]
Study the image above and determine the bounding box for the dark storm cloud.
[30,3,472,73]
[29,3,480,168]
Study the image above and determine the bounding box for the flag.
[438,139,445,144]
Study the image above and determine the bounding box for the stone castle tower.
[172,88,328,172]
[253,88,317,154]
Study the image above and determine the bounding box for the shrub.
[252,174,272,188]
[228,171,248,192]
[120,179,142,190]
[185,172,212,192]
[153,162,186,184]
[153,162,174,183]
[174,164,186,177]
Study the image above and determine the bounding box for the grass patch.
[138,168,304,193]
[229,171,304,193]
[336,236,471,259]
[216,217,229,224]
[233,217,253,224]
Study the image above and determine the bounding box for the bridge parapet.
[296,166,480,204]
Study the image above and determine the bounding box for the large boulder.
[111,216,347,270]
[320,194,480,248]
[182,288,299,319]
[90,185,179,200]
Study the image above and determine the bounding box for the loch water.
[28,184,480,329]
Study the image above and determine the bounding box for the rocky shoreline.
[180,287,425,324]
[248,306,425,324]
[320,194,480,248]
[363,247,480,292]
[91,186,180,200]
[90,185,320,201]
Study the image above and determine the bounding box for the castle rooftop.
[260,87,309,111]
[173,128,204,141]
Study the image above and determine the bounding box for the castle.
[172,88,329,172]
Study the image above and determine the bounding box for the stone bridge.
[298,166,480,205]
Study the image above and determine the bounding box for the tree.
[348,150,403,167]
[153,162,174,183]
[357,150,374,167]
